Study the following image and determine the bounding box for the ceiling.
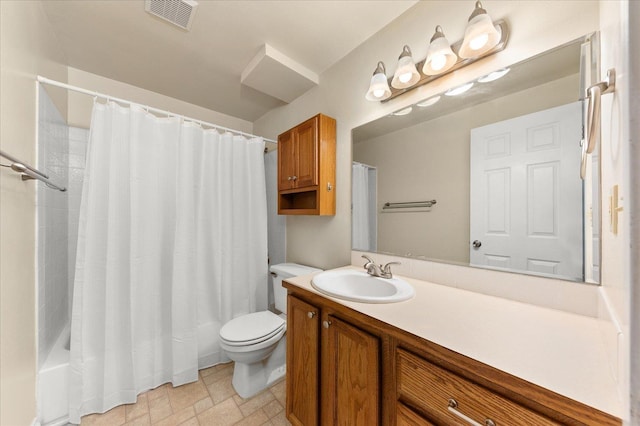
[41,0,417,122]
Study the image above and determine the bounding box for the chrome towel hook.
[581,68,616,179]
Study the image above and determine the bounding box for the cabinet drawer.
[397,349,560,425]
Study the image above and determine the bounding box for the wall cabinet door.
[294,117,319,188]
[322,315,380,426]
[278,116,318,191]
[278,129,297,190]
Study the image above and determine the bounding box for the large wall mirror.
[352,33,601,284]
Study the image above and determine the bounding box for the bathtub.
[36,322,226,425]
[38,326,70,426]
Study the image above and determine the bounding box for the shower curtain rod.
[352,161,376,169]
[37,76,277,144]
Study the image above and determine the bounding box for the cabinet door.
[287,296,320,426]
[323,315,379,426]
[295,116,319,188]
[397,403,435,426]
[278,129,296,190]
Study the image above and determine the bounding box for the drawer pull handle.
[447,399,496,426]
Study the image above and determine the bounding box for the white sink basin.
[311,269,414,303]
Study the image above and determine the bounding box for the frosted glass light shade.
[365,62,391,101]
[422,26,457,76]
[416,95,441,107]
[478,68,510,83]
[392,106,413,116]
[391,46,420,89]
[445,82,474,96]
[458,2,501,59]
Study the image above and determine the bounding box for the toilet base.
[231,335,286,399]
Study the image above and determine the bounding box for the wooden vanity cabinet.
[284,282,621,426]
[322,315,380,425]
[397,349,559,425]
[286,295,380,426]
[286,296,320,426]
[277,114,336,215]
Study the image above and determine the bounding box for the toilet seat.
[219,311,285,347]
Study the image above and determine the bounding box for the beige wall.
[354,74,579,263]
[67,68,253,133]
[0,1,68,424]
[253,1,600,270]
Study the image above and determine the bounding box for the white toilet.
[219,263,321,398]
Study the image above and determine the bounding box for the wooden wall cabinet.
[278,114,336,215]
[286,295,380,426]
[284,284,621,426]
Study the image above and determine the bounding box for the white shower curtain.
[352,162,376,252]
[69,101,267,423]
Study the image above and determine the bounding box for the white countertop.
[286,266,622,418]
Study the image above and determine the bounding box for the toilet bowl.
[219,263,321,398]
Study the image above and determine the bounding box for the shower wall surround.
[67,127,88,315]
[37,87,69,368]
[37,87,89,368]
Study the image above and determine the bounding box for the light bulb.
[430,54,447,71]
[373,88,385,98]
[399,72,413,84]
[469,33,489,51]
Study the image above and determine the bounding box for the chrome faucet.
[361,255,401,279]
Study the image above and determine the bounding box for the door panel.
[287,296,319,426]
[278,130,295,190]
[296,117,318,188]
[323,316,379,426]
[470,102,583,280]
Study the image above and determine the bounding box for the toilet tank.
[270,263,322,313]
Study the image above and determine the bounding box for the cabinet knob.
[322,320,331,329]
[292,175,298,181]
[287,176,293,181]
[307,311,316,319]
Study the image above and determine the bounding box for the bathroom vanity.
[284,267,622,426]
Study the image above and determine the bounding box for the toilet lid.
[220,311,285,345]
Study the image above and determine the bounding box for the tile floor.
[79,363,291,426]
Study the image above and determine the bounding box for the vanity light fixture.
[364,1,509,103]
[444,82,474,96]
[423,26,457,76]
[391,45,421,89]
[365,62,392,101]
[458,1,501,59]
[477,67,510,82]
[416,95,441,107]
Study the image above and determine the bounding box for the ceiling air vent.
[145,0,198,31]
